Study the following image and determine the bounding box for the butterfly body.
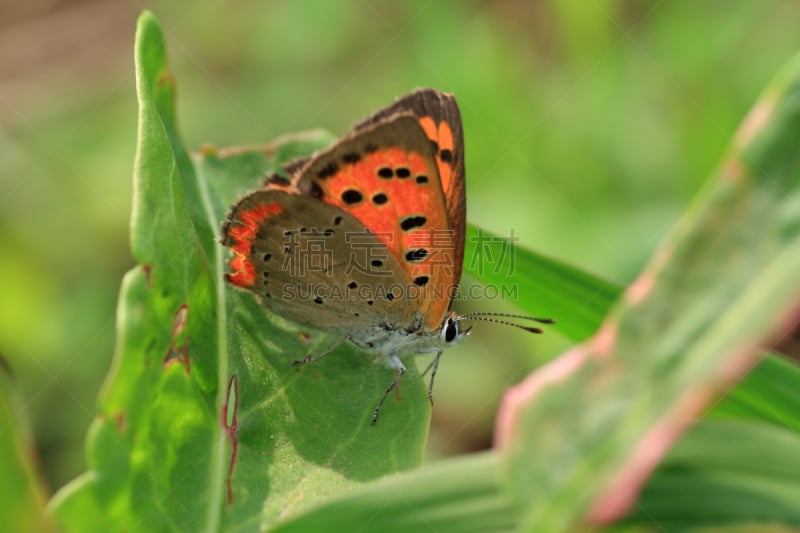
[222,89,469,422]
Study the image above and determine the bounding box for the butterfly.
[222,88,551,424]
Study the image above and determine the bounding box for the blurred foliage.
[0,363,54,532]
[2,0,800,493]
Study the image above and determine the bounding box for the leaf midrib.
[193,159,230,532]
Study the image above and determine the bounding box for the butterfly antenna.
[457,312,555,325]
[455,315,546,334]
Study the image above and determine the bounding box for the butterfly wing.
[222,189,414,338]
[352,89,466,288]
[290,114,457,331]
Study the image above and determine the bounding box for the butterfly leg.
[420,349,442,406]
[371,355,406,425]
[292,337,347,366]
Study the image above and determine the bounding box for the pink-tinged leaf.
[494,52,800,531]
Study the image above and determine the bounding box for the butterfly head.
[432,311,555,351]
[438,312,472,347]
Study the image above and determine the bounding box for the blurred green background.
[2,0,799,495]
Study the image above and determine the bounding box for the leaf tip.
[135,10,165,53]
[134,9,169,106]
[136,10,161,33]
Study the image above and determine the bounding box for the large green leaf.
[50,12,429,532]
[495,49,800,531]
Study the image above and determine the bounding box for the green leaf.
[268,452,518,533]
[50,12,429,532]
[463,225,622,342]
[493,49,800,531]
[707,353,800,432]
[0,362,55,533]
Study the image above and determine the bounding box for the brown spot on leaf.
[172,304,189,336]
[142,264,153,287]
[164,304,190,374]
[222,375,239,506]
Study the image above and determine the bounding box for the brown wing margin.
[353,88,467,298]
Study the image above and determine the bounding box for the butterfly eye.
[442,317,459,344]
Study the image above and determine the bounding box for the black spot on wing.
[342,189,363,204]
[317,162,338,179]
[310,181,324,199]
[400,215,427,231]
[342,152,361,164]
[405,248,428,262]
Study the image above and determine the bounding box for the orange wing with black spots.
[269,89,466,286]
[352,89,466,288]
[289,115,456,330]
